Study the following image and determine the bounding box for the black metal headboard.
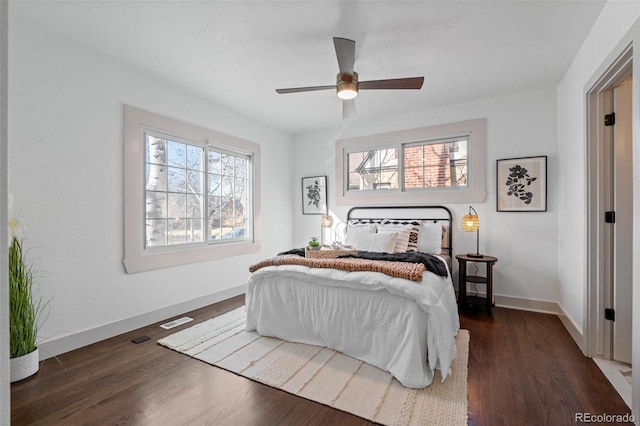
[346,205,453,258]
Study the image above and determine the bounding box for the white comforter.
[245,257,460,388]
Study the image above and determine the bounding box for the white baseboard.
[493,294,559,315]
[556,303,585,353]
[38,283,246,361]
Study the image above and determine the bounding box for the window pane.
[187,145,203,171]
[186,218,204,243]
[235,157,247,178]
[167,141,186,168]
[167,167,187,192]
[187,194,203,219]
[146,219,167,247]
[403,138,468,189]
[146,136,166,165]
[221,176,233,199]
[168,193,186,219]
[221,154,234,175]
[146,192,167,219]
[146,163,167,192]
[208,151,222,175]
[168,218,186,245]
[187,170,203,195]
[234,178,247,199]
[347,148,398,191]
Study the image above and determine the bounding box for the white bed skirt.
[246,265,459,388]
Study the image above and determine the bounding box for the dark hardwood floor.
[11,295,631,425]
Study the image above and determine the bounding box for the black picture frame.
[301,175,328,215]
[496,156,547,212]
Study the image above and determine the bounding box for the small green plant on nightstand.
[308,236,320,250]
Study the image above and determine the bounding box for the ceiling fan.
[275,37,424,119]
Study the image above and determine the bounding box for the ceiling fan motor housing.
[337,71,358,99]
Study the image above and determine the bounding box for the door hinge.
[604,113,616,126]
[605,308,615,321]
[605,211,616,223]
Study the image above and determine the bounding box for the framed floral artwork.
[496,156,547,212]
[301,175,327,215]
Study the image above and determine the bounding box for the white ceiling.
[11,1,606,134]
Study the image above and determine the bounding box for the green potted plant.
[308,236,320,250]
[8,198,42,382]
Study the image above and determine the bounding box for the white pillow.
[417,222,443,254]
[344,224,377,247]
[378,224,413,253]
[357,232,398,253]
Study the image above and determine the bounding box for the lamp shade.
[461,214,479,232]
[321,214,334,228]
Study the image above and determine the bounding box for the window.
[124,106,261,273]
[144,133,251,248]
[403,137,468,190]
[336,119,486,205]
[347,148,399,191]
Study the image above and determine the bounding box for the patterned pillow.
[347,219,384,227]
[378,223,414,253]
[381,220,421,252]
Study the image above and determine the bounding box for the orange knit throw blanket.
[249,255,425,282]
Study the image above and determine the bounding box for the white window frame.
[335,118,486,205]
[124,105,261,273]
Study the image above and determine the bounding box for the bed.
[245,205,459,389]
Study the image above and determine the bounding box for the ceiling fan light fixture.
[337,85,358,100]
[336,72,358,100]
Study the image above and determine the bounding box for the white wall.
[8,17,294,357]
[556,1,640,420]
[557,0,639,337]
[293,88,559,306]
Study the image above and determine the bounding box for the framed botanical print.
[496,156,547,212]
[302,175,328,215]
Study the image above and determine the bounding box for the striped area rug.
[158,307,469,425]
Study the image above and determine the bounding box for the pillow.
[356,232,398,253]
[381,220,421,251]
[378,223,413,253]
[417,222,443,254]
[344,224,377,248]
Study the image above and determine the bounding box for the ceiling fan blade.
[276,85,336,94]
[333,37,355,76]
[359,77,424,90]
[343,99,357,119]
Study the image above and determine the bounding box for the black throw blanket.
[338,251,449,278]
[275,247,448,279]
[277,247,306,257]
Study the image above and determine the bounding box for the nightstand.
[456,254,498,313]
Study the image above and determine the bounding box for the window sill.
[123,241,261,274]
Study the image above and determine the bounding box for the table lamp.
[321,214,334,245]
[461,206,482,258]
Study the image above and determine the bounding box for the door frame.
[585,44,632,359]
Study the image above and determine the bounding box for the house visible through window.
[403,137,468,190]
[347,148,398,190]
[346,137,468,193]
[335,118,486,206]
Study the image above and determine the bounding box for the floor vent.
[160,317,193,330]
